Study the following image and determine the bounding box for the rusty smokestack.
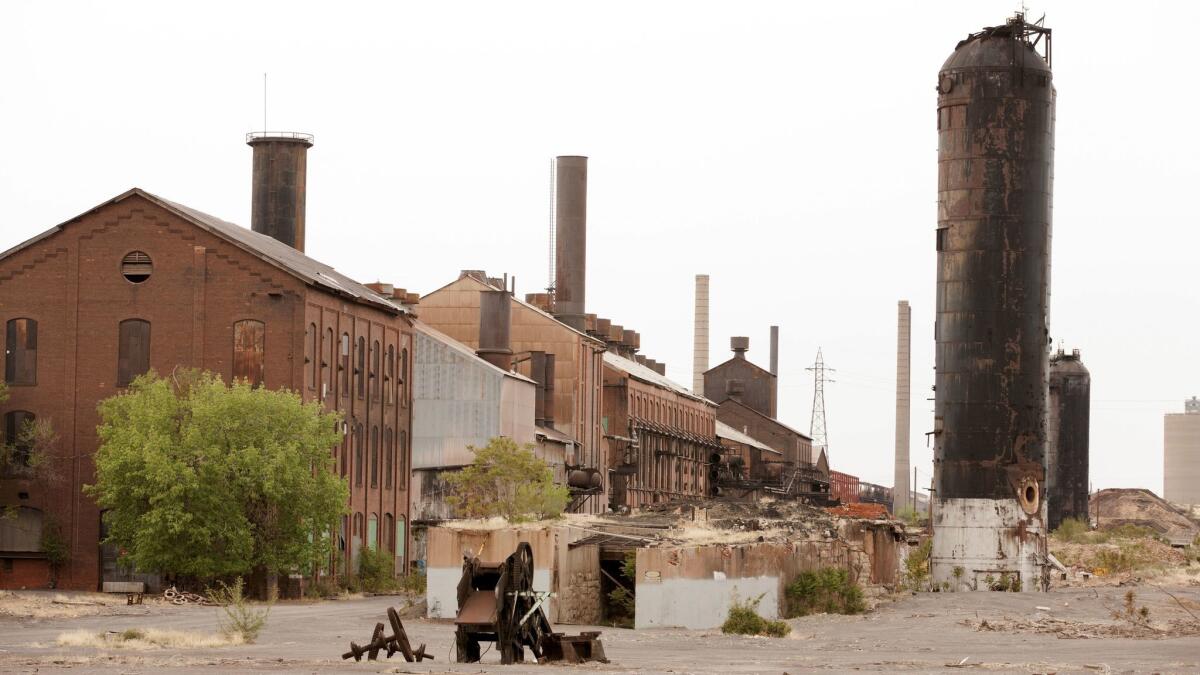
[693,274,710,393]
[769,325,779,376]
[553,156,588,331]
[246,132,313,252]
[477,290,513,371]
[543,353,556,427]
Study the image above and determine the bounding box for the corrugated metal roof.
[412,319,535,384]
[535,424,576,445]
[715,421,782,456]
[0,188,407,315]
[602,351,715,405]
[720,398,813,441]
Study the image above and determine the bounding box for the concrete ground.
[1,585,1198,674]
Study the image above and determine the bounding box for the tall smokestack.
[553,156,588,331]
[246,132,313,251]
[893,301,911,514]
[693,274,710,393]
[477,290,513,371]
[769,325,779,375]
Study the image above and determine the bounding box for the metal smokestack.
[693,274,710,393]
[246,132,314,251]
[769,325,779,376]
[476,290,513,371]
[893,301,911,514]
[543,353,556,427]
[553,155,588,331]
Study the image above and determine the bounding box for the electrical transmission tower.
[806,348,835,462]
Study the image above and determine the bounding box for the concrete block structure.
[1164,397,1200,506]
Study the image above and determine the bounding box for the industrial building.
[1046,348,1091,529]
[0,133,414,590]
[931,14,1055,591]
[1164,397,1200,506]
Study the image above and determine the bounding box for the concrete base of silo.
[931,498,1049,592]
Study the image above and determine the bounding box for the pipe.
[476,290,513,370]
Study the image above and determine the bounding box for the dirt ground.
[1,585,1199,674]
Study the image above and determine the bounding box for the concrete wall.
[1164,412,1200,505]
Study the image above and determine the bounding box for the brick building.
[1,137,415,590]
[703,336,777,418]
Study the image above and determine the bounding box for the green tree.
[444,437,569,522]
[86,370,348,581]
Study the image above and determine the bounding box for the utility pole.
[806,348,834,463]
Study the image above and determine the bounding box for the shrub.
[208,578,270,643]
[904,539,932,591]
[784,568,865,617]
[357,546,399,593]
[721,595,790,637]
[399,570,427,595]
[895,507,922,527]
[444,437,569,522]
[1052,517,1091,543]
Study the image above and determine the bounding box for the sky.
[2,1,1197,494]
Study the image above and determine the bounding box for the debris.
[1036,606,1052,612]
[162,587,213,606]
[342,606,434,662]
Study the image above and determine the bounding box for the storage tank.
[1046,349,1090,530]
[931,14,1055,592]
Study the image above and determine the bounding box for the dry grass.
[56,628,243,650]
[0,590,128,620]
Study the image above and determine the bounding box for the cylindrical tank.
[476,290,513,371]
[932,15,1055,591]
[1046,349,1090,530]
[246,132,314,252]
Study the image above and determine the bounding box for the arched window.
[2,411,35,471]
[322,327,333,398]
[395,516,406,563]
[384,427,394,489]
[304,322,316,389]
[356,336,365,399]
[4,318,37,385]
[354,422,364,487]
[370,426,379,488]
[339,435,348,478]
[398,430,407,485]
[367,513,379,551]
[384,345,395,405]
[117,319,151,387]
[232,320,265,387]
[383,513,395,553]
[370,339,380,400]
[340,333,350,396]
[400,348,408,407]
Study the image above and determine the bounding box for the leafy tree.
[86,370,348,581]
[1,381,61,492]
[444,437,569,522]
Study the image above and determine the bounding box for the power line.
[806,347,835,463]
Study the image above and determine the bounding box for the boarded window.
[4,318,37,385]
[398,430,407,482]
[117,319,150,387]
[370,426,379,488]
[322,327,333,398]
[356,336,365,399]
[370,340,380,400]
[0,506,43,552]
[354,422,364,487]
[339,435,348,478]
[384,345,394,405]
[340,333,350,395]
[383,513,394,553]
[400,348,408,407]
[367,513,378,551]
[2,410,35,471]
[384,427,394,489]
[232,320,265,387]
[305,323,316,389]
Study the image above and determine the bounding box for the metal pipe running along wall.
[931,14,1054,592]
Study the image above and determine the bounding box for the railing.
[245,131,315,144]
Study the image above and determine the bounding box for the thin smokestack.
[476,290,513,371]
[894,300,912,513]
[553,156,588,331]
[769,325,779,376]
[693,274,710,393]
[246,132,313,251]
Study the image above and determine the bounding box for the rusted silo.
[931,14,1055,592]
[246,132,313,252]
[1046,349,1090,530]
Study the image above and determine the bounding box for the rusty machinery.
[342,606,434,663]
[454,542,607,665]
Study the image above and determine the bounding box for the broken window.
[384,345,394,405]
[117,319,150,387]
[4,318,37,386]
[232,320,265,387]
[2,410,35,472]
[322,327,333,397]
[936,226,949,252]
[340,333,350,395]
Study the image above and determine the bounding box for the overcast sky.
[3,1,1197,494]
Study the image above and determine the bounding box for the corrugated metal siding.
[412,330,505,469]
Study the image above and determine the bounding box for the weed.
[784,567,865,617]
[119,628,145,641]
[57,628,241,649]
[207,578,270,643]
[357,546,399,593]
[903,539,932,591]
[895,507,922,527]
[398,570,427,595]
[721,594,790,637]
[1111,590,1151,627]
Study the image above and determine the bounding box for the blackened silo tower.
[247,132,314,252]
[1046,349,1090,530]
[931,14,1055,592]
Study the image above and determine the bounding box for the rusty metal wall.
[553,156,588,331]
[934,20,1055,503]
[1047,350,1090,529]
[247,135,312,251]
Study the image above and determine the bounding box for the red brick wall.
[0,558,51,589]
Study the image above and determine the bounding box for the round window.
[121,251,152,283]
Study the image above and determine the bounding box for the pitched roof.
[438,273,605,347]
[602,351,714,405]
[1,188,408,315]
[715,421,782,456]
[703,354,775,379]
[412,319,535,384]
[718,398,813,441]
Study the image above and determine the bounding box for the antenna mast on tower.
[807,348,835,462]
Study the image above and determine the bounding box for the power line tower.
[806,348,835,462]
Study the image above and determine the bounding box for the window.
[370,339,380,400]
[383,513,394,553]
[395,516,406,562]
[117,319,151,387]
[4,318,37,385]
[367,513,378,551]
[340,333,350,395]
[384,345,394,405]
[120,251,152,284]
[339,436,348,478]
[305,323,316,389]
[322,327,333,397]
[400,348,408,406]
[232,320,265,387]
[0,506,43,551]
[384,427,394,489]
[399,430,407,483]
[2,411,35,470]
[356,336,365,399]
[370,426,379,488]
[354,422,364,487]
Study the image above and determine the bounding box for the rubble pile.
[1091,489,1200,545]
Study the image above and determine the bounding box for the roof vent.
[121,251,152,283]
